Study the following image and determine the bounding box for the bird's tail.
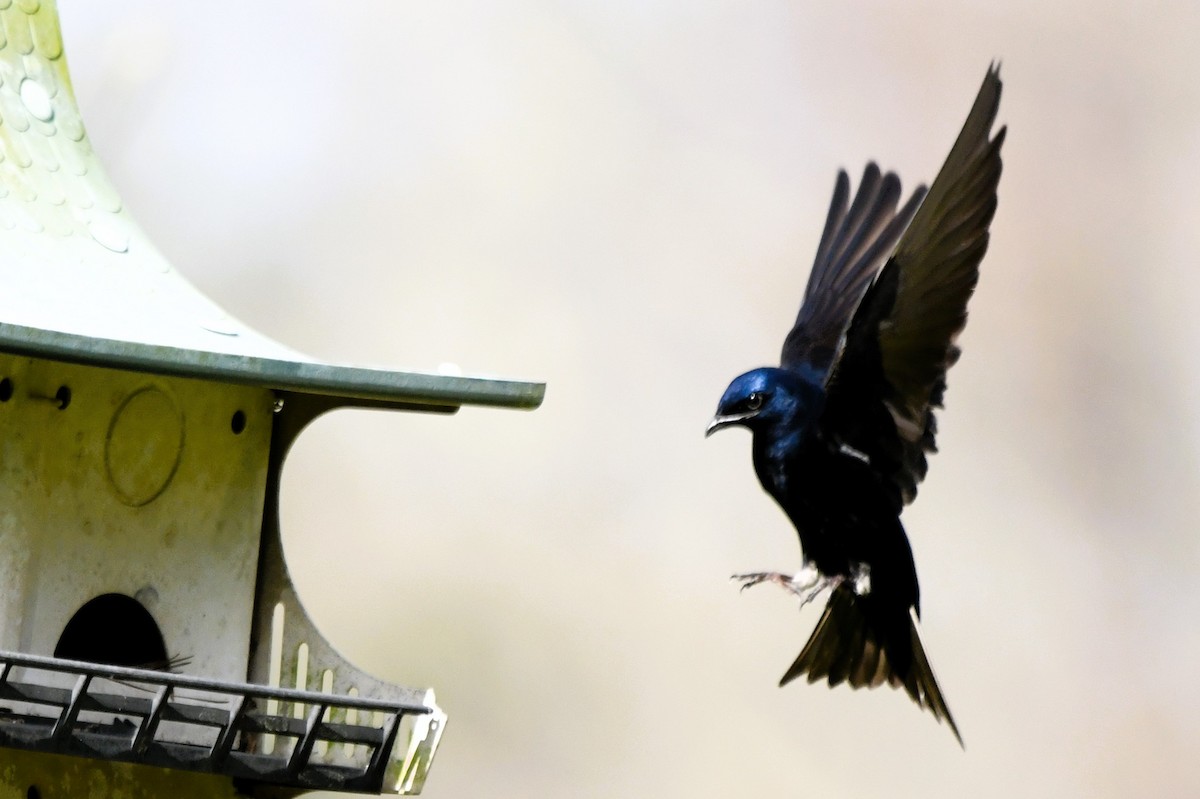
[780,584,962,747]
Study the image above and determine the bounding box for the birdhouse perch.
[0,2,544,795]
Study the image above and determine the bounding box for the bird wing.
[780,164,925,377]
[821,65,1005,507]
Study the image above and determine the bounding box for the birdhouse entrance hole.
[53,593,169,670]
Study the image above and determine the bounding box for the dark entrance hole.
[54,593,169,669]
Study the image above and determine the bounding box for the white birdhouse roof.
[0,8,543,412]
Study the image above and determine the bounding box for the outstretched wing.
[780,164,925,377]
[822,65,1005,507]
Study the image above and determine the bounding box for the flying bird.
[706,65,1005,746]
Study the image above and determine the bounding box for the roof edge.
[0,323,545,411]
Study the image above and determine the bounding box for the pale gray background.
[59,2,1200,797]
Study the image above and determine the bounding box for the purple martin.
[707,65,1005,746]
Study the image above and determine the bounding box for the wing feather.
[822,65,1005,506]
[780,164,924,376]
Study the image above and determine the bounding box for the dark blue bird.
[707,66,1005,746]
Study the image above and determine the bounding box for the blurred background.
[56,1,1200,796]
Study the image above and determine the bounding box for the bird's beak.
[705,411,756,437]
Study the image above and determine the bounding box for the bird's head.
[706,367,823,438]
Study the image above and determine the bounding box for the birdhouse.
[0,2,543,796]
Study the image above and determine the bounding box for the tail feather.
[827,610,867,688]
[852,637,889,689]
[780,585,963,747]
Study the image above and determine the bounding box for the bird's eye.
[746,392,764,410]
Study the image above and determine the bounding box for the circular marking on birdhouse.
[200,314,240,336]
[134,585,159,608]
[87,217,130,253]
[18,77,52,121]
[105,387,185,507]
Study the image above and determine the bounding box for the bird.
[706,65,1005,747]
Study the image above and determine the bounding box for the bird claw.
[732,566,835,608]
[731,571,785,592]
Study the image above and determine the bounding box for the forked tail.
[780,584,962,747]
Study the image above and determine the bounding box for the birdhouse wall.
[0,352,273,683]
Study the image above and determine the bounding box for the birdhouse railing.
[0,649,444,794]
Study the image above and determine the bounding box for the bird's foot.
[732,571,794,592]
[732,565,834,608]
